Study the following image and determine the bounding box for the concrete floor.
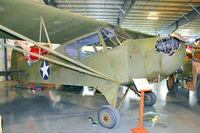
[0,80,199,133]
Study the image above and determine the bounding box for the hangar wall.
[0,38,12,81]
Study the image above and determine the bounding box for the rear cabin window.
[77,34,103,58]
[65,43,79,59]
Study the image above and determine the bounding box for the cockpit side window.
[77,34,104,58]
[101,27,117,48]
[65,43,79,59]
[101,25,130,49]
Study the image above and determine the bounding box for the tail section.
[10,47,28,80]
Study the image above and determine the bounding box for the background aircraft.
[0,0,186,129]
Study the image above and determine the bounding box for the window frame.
[63,29,112,59]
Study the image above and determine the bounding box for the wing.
[0,0,106,44]
[0,0,156,44]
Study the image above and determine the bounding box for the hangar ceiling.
[47,0,200,37]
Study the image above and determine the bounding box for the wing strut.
[0,42,112,80]
[0,24,119,83]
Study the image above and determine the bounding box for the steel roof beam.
[54,0,123,4]
[56,4,123,8]
[123,19,174,22]
[125,17,177,21]
[135,1,200,7]
[129,10,188,14]
[133,6,193,11]
[68,11,121,14]
[122,23,169,26]
[90,16,118,19]
[80,13,119,16]
[161,5,200,35]
[117,0,135,26]
[127,14,181,17]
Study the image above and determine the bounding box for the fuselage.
[10,36,186,88]
[80,37,186,86]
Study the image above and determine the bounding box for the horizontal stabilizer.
[0,70,25,76]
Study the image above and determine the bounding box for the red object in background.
[187,45,192,51]
[40,48,50,56]
[30,47,39,60]
[30,47,50,60]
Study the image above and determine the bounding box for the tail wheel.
[98,105,120,129]
[144,91,157,106]
[167,75,175,92]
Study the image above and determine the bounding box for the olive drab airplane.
[0,0,186,129]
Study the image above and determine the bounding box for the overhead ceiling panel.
[52,0,200,37]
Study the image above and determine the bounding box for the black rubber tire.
[98,105,120,129]
[144,91,157,106]
[167,75,175,92]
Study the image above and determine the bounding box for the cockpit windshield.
[101,25,130,48]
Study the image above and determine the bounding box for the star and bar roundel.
[40,60,50,80]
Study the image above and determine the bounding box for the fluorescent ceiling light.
[147,17,159,20]
[149,12,158,15]
[148,12,159,20]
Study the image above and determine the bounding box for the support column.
[2,38,8,81]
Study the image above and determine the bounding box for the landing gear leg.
[117,88,129,111]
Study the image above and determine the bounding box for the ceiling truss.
[50,0,200,37]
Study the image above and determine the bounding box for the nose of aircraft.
[126,37,186,81]
[158,38,186,76]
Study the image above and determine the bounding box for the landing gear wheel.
[144,92,156,106]
[98,105,120,129]
[167,75,175,92]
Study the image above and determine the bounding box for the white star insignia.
[40,61,49,78]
